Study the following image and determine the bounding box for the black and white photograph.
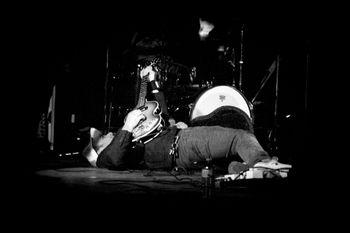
[7,5,326,228]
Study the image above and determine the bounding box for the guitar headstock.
[140,62,158,81]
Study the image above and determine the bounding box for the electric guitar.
[131,63,163,142]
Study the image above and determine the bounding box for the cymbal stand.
[251,55,281,156]
[103,47,113,134]
[270,55,280,156]
[251,59,277,104]
[237,24,244,91]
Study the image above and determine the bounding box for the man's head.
[82,128,115,167]
[93,131,115,154]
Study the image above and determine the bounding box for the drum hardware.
[271,56,281,156]
[251,59,277,104]
[237,24,245,92]
[103,47,112,133]
[225,46,236,87]
[250,56,281,156]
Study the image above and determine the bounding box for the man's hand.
[168,118,188,129]
[140,65,156,81]
[122,109,146,132]
[175,121,188,129]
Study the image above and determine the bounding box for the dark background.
[5,5,335,227]
[9,5,321,178]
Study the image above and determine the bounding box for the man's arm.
[145,64,173,125]
[95,109,145,169]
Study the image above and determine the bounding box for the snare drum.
[189,85,254,132]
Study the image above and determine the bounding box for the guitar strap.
[169,128,181,169]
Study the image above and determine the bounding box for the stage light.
[198,18,214,41]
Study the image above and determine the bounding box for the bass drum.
[189,85,254,133]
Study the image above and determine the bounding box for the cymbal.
[135,37,168,49]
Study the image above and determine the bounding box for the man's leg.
[176,126,270,169]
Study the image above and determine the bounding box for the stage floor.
[5,152,315,229]
[26,155,300,215]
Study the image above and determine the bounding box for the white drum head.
[190,85,251,120]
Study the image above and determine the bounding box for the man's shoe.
[253,158,292,170]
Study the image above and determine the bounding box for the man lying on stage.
[82,63,291,176]
[82,108,291,174]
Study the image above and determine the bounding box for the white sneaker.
[254,158,292,170]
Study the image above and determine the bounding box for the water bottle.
[202,159,214,199]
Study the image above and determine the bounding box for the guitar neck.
[136,74,148,109]
[136,63,158,109]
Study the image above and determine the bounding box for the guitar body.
[132,100,163,142]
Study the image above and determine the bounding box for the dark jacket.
[96,126,179,170]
